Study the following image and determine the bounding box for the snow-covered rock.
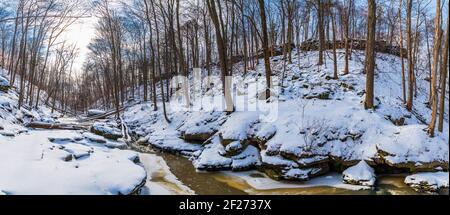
[376,125,449,172]
[178,111,225,142]
[343,161,376,187]
[82,132,107,143]
[0,130,147,195]
[91,122,123,140]
[87,109,106,117]
[0,75,10,92]
[261,151,329,181]
[405,172,449,194]
[0,130,15,137]
[122,50,449,183]
[194,136,261,171]
[218,112,260,145]
[62,143,94,159]
[105,140,128,149]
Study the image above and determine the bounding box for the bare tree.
[364,0,376,109]
[427,0,441,137]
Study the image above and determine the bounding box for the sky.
[60,17,97,73]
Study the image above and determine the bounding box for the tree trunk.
[438,19,449,132]
[258,0,272,100]
[406,0,414,111]
[364,0,376,109]
[428,0,441,137]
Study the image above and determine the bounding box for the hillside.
[123,49,449,191]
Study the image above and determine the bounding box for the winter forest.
[0,0,448,195]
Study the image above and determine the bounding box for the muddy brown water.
[133,143,425,195]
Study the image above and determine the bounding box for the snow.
[120,50,448,186]
[139,153,195,195]
[91,122,122,139]
[376,125,449,166]
[194,136,261,171]
[225,171,372,191]
[0,130,146,195]
[87,109,106,116]
[218,112,260,142]
[405,172,449,193]
[0,75,9,87]
[178,111,226,141]
[261,151,299,168]
[343,161,376,186]
[82,132,107,143]
[193,139,233,170]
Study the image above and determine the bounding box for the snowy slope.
[0,71,149,195]
[123,49,448,182]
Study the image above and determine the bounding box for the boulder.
[303,87,332,100]
[91,122,123,140]
[223,141,246,157]
[217,112,260,146]
[281,164,330,181]
[48,137,75,143]
[194,136,261,172]
[181,132,216,142]
[87,109,106,117]
[343,161,376,187]
[251,124,277,149]
[0,131,15,137]
[376,147,449,172]
[178,112,225,142]
[82,132,107,143]
[261,151,329,181]
[385,115,406,126]
[405,172,449,194]
[0,76,10,92]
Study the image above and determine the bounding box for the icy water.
[132,142,429,195]
[152,151,427,195]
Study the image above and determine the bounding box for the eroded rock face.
[343,161,376,187]
[260,151,329,181]
[374,126,449,173]
[376,151,449,173]
[193,136,261,172]
[405,172,449,194]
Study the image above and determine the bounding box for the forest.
[0,0,448,195]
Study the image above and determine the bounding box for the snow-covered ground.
[0,129,146,195]
[124,50,449,192]
[1,70,189,195]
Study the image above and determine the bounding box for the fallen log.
[78,102,140,123]
[25,122,87,130]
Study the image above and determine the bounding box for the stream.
[131,142,426,195]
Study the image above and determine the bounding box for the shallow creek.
[132,143,424,195]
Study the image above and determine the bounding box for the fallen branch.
[25,122,87,130]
